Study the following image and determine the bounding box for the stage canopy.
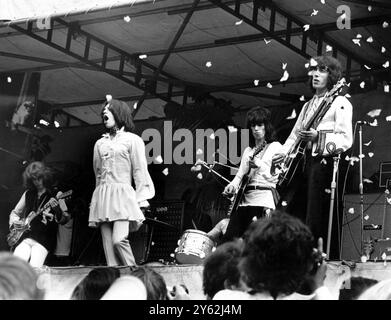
[0,0,390,125]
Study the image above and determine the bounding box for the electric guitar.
[225,143,267,217]
[273,78,347,195]
[7,190,73,248]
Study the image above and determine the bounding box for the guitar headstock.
[328,77,347,97]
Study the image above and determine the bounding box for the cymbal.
[143,218,177,230]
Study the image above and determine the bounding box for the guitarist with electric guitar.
[8,161,72,268]
[222,106,282,242]
[271,55,353,259]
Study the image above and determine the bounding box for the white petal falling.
[383,61,390,68]
[197,173,203,180]
[348,208,355,214]
[304,63,310,68]
[162,168,169,176]
[368,152,374,158]
[326,45,333,52]
[383,21,389,28]
[280,70,289,82]
[364,140,372,146]
[282,62,287,70]
[205,61,212,68]
[382,46,386,53]
[155,155,163,164]
[235,20,243,26]
[345,93,352,98]
[369,119,378,126]
[254,79,259,86]
[286,109,297,120]
[300,95,305,101]
[209,133,215,139]
[264,39,272,44]
[386,115,391,121]
[364,215,369,220]
[352,39,361,46]
[385,84,390,93]
[266,82,273,88]
[368,5,372,11]
[310,58,318,66]
[366,36,373,43]
[320,0,325,4]
[356,34,362,39]
[367,108,382,118]
[364,65,371,70]
[311,9,319,16]
[139,54,147,59]
[364,178,373,184]
[360,81,365,88]
[228,126,238,133]
[123,16,131,22]
[303,24,310,32]
[196,148,203,155]
[325,189,331,194]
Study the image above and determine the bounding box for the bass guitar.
[273,78,347,195]
[226,142,267,217]
[7,190,73,248]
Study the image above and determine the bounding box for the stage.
[37,261,391,300]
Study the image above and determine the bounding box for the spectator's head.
[130,266,168,300]
[240,211,315,299]
[0,252,44,300]
[357,278,391,300]
[71,267,120,300]
[339,276,378,300]
[101,276,147,300]
[203,239,244,299]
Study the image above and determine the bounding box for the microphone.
[357,120,369,126]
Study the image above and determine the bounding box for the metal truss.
[9,17,186,116]
[208,0,383,81]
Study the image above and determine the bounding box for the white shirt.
[280,95,353,157]
[229,141,282,209]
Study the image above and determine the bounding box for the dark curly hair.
[102,99,135,132]
[23,161,53,191]
[71,267,120,300]
[202,239,244,299]
[309,55,343,91]
[130,266,168,300]
[246,106,276,147]
[239,211,315,299]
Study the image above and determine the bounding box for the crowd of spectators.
[0,211,387,300]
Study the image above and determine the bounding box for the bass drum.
[175,229,216,264]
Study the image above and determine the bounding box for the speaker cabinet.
[341,193,391,261]
[145,200,185,262]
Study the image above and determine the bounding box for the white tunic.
[89,131,155,229]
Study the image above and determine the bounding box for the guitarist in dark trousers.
[272,55,353,259]
[222,106,282,242]
[8,161,70,268]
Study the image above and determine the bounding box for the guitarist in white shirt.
[222,107,282,242]
[272,55,353,259]
[8,161,69,268]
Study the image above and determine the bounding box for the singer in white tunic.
[89,99,155,266]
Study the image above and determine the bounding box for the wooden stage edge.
[36,261,391,300]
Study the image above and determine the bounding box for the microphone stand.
[358,123,365,258]
[326,153,340,259]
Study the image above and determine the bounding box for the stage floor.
[37,261,391,300]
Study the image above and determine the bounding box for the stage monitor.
[379,162,391,188]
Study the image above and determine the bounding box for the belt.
[244,186,281,205]
[245,186,271,192]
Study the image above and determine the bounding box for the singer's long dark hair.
[246,106,276,148]
[101,99,135,132]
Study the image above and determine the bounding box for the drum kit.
[143,215,216,265]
